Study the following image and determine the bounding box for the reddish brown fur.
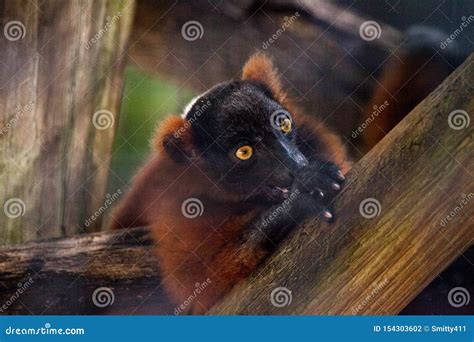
[361,51,453,152]
[242,52,287,105]
[110,53,351,314]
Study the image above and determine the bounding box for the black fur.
[184,80,344,224]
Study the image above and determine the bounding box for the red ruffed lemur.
[110,53,351,314]
[111,23,468,313]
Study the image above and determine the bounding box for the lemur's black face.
[186,81,308,202]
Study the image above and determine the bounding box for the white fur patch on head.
[181,95,201,118]
[181,88,214,119]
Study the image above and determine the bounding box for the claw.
[313,188,324,197]
[336,170,345,181]
[322,210,333,221]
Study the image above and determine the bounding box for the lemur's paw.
[291,160,345,222]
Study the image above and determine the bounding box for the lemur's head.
[157,53,308,202]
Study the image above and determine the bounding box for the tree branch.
[211,54,474,314]
[0,55,472,315]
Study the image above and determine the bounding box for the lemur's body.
[111,22,468,313]
[111,54,351,314]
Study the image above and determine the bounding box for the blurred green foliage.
[108,67,195,192]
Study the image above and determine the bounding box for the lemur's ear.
[241,52,286,103]
[154,116,196,164]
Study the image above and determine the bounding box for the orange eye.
[280,118,292,134]
[235,145,253,160]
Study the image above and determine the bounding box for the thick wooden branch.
[0,227,172,314]
[0,55,472,315]
[211,54,474,314]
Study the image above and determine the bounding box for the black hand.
[292,159,345,222]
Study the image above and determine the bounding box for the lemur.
[111,24,467,313]
[110,53,351,314]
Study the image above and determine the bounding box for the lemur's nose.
[278,139,308,172]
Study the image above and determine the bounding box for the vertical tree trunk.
[0,0,135,245]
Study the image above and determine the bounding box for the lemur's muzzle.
[278,139,308,173]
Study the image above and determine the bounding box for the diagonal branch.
[210,54,474,314]
[0,55,472,315]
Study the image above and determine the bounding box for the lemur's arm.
[191,161,345,314]
[189,190,330,314]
